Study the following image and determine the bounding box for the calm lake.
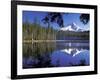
[23,40,90,69]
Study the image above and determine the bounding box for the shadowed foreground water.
[23,41,90,69]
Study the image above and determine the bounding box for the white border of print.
[17,5,94,75]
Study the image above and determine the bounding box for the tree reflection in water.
[23,42,56,68]
[23,42,89,69]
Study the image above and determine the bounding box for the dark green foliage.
[80,14,90,25]
[42,12,64,27]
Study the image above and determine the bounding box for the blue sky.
[23,11,90,30]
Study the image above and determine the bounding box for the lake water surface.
[23,40,90,69]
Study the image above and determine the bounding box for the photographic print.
[11,1,97,79]
[23,11,90,68]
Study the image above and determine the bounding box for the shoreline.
[23,40,89,43]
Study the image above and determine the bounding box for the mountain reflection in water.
[23,41,90,69]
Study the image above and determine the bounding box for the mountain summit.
[60,22,84,32]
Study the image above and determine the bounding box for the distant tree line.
[56,31,89,40]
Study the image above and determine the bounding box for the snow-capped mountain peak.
[60,22,84,32]
[60,48,87,57]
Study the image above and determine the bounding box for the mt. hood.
[60,22,84,32]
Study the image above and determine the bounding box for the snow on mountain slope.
[60,48,87,57]
[60,22,84,32]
